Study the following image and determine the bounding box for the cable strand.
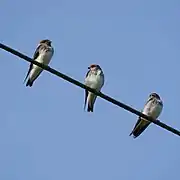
[1,42,179,137]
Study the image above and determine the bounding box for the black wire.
[0,42,180,137]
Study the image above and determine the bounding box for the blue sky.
[0,0,180,179]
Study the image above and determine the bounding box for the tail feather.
[87,93,97,112]
[24,63,33,84]
[129,117,151,138]
[25,69,42,87]
[26,79,33,87]
[87,103,94,112]
[84,90,88,111]
[129,122,150,138]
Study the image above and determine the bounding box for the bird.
[129,92,163,138]
[84,64,104,112]
[24,39,54,87]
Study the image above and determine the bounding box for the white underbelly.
[29,52,52,80]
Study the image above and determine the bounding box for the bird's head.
[88,64,102,71]
[40,39,52,46]
[149,92,161,100]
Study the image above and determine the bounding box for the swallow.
[24,39,54,87]
[129,92,163,138]
[84,64,104,112]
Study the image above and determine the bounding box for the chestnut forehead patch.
[90,64,97,68]
[151,93,160,99]
[40,39,51,43]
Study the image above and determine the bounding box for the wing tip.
[129,131,137,139]
[26,79,33,87]
[87,105,93,112]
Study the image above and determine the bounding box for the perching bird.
[84,64,104,112]
[24,39,54,87]
[129,92,163,138]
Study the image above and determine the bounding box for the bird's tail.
[87,93,97,112]
[129,120,150,138]
[84,90,88,111]
[26,79,33,87]
[87,103,94,112]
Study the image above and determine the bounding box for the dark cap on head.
[40,39,52,46]
[88,64,101,69]
[150,92,161,100]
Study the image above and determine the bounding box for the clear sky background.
[0,0,180,179]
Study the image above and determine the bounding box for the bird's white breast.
[86,72,104,90]
[143,100,162,119]
[36,49,53,65]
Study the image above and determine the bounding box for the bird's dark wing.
[23,45,41,83]
[130,98,154,138]
[84,69,91,111]
[32,44,41,60]
[129,117,150,138]
[130,117,142,134]
[85,69,91,78]
[23,63,33,84]
[84,89,88,111]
